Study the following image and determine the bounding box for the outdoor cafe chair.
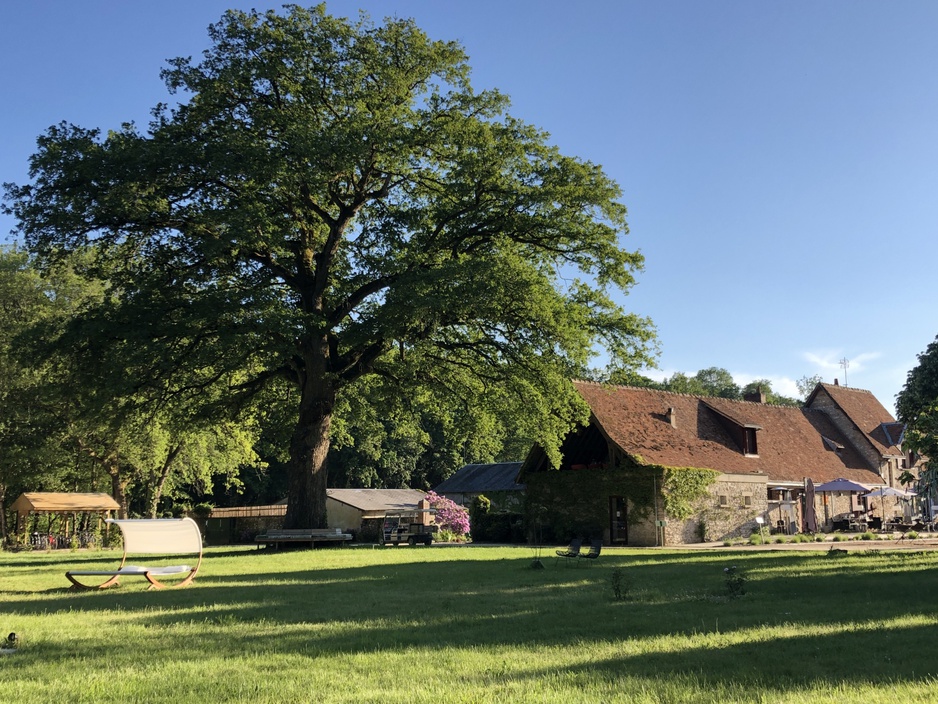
[577,539,603,566]
[555,538,582,563]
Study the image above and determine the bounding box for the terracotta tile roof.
[810,383,903,456]
[573,381,883,485]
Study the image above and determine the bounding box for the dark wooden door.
[610,496,628,544]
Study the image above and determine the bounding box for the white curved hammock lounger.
[65,517,203,590]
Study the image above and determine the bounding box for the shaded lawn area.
[2,545,938,703]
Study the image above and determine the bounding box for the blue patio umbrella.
[814,478,870,524]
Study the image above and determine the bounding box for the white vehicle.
[381,511,437,546]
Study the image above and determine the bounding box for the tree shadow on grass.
[3,548,938,694]
[9,595,938,695]
[498,619,938,690]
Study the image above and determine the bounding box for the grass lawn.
[2,544,938,703]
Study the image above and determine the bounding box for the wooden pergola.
[11,492,120,536]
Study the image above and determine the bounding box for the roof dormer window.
[699,400,761,457]
[744,427,758,456]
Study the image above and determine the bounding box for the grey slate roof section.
[435,462,525,494]
[326,488,427,512]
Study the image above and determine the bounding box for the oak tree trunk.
[283,358,336,529]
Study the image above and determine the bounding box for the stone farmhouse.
[520,380,919,546]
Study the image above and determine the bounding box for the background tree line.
[604,365,821,406]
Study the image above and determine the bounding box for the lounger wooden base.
[66,563,200,590]
[65,518,203,590]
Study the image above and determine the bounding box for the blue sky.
[2,1,936,412]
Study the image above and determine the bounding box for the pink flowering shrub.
[426,491,470,538]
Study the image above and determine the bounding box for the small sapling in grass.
[723,566,747,599]
[611,567,633,601]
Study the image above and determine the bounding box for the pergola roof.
[11,492,120,515]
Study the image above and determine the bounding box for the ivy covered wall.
[523,457,719,546]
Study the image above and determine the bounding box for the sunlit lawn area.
[2,544,938,703]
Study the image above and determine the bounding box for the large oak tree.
[4,5,654,528]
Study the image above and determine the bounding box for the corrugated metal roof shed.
[435,463,524,494]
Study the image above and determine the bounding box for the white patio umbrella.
[863,486,915,499]
[863,486,915,520]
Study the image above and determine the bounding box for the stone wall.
[808,389,885,472]
[627,507,661,547]
[663,473,768,544]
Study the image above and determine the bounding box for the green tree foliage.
[19,265,263,518]
[126,418,262,518]
[603,365,801,406]
[897,336,938,494]
[0,247,260,529]
[5,6,655,528]
[0,247,108,536]
[796,374,824,400]
[661,372,705,395]
[904,410,938,503]
[652,368,741,398]
[328,374,534,490]
[897,335,938,427]
[659,368,739,398]
[604,367,663,389]
[0,247,81,538]
[740,379,800,407]
[694,367,741,399]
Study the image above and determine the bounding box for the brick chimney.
[744,385,766,403]
[418,498,432,526]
